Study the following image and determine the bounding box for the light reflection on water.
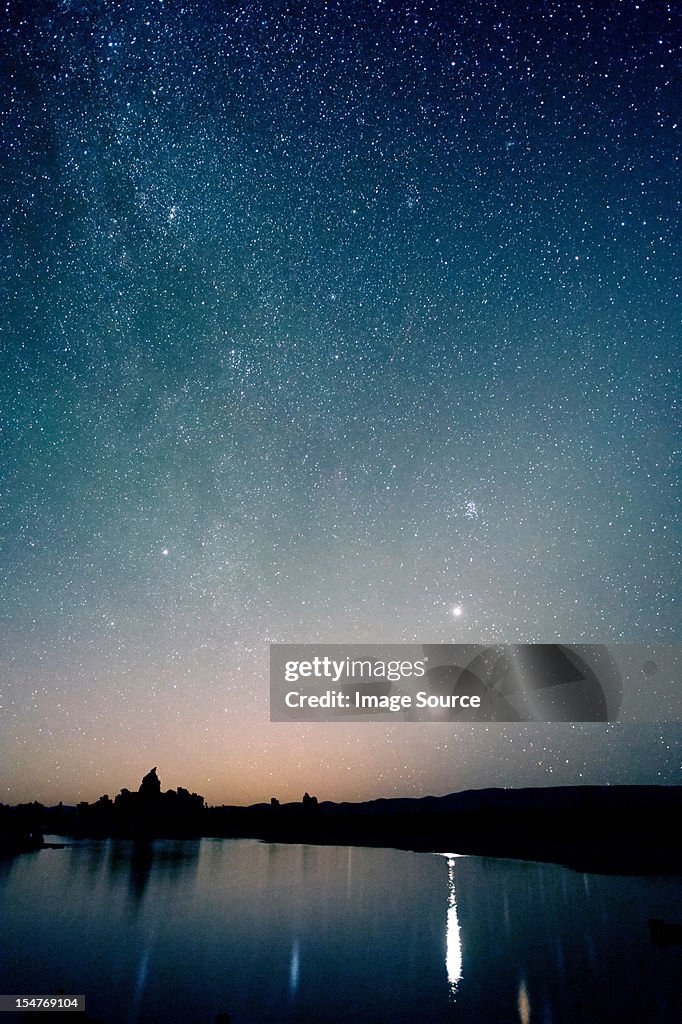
[288,939,300,996]
[517,977,531,1024]
[0,839,681,1024]
[440,853,463,994]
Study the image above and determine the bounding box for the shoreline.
[6,782,678,878]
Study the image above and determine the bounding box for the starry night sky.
[2,1,680,805]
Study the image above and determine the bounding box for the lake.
[1,838,680,1023]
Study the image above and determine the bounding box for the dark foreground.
[3,771,681,874]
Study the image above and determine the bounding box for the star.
[2,0,677,807]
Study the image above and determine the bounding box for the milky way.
[2,1,679,804]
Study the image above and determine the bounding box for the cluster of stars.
[1,0,679,804]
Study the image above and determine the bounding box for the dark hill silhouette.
[3,772,681,874]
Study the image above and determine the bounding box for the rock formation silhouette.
[5,775,682,874]
[139,767,162,801]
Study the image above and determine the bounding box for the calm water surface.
[1,838,680,1023]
